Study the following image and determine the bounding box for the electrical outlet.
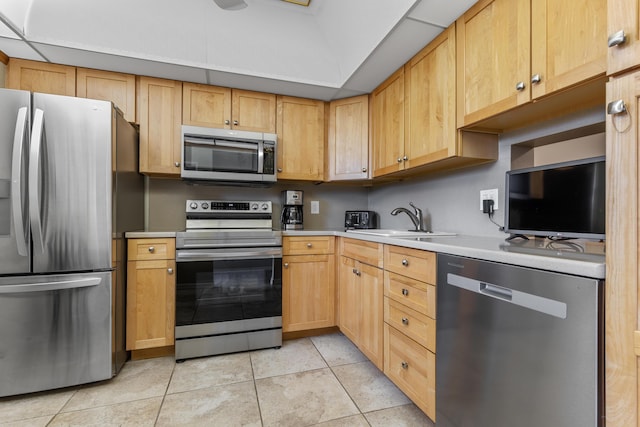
[479,189,499,210]
[310,200,320,214]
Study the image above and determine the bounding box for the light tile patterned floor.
[0,332,435,426]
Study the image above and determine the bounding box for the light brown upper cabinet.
[77,68,136,122]
[276,95,326,181]
[457,0,606,128]
[607,0,640,76]
[371,67,405,177]
[7,58,76,96]
[137,76,182,176]
[183,83,276,133]
[327,95,369,181]
[373,26,498,178]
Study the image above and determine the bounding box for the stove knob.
[189,202,198,210]
[251,203,259,211]
[260,203,269,211]
[201,202,209,210]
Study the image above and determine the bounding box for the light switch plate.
[310,200,320,214]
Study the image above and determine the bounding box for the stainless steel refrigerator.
[0,88,143,397]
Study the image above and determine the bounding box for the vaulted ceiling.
[0,0,476,100]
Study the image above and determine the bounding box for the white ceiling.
[0,0,477,100]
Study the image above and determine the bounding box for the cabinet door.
[328,95,369,181]
[276,96,325,181]
[531,0,606,98]
[282,254,335,332]
[359,262,384,370]
[608,0,640,76]
[405,25,456,168]
[182,82,231,128]
[339,256,360,343]
[456,0,530,127]
[137,76,182,176]
[371,67,405,177]
[77,68,136,122]
[232,89,276,133]
[605,70,640,427]
[7,58,76,96]
[126,259,176,350]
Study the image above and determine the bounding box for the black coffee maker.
[281,190,303,230]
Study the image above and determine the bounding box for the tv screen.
[504,156,606,240]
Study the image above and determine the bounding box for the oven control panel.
[186,200,272,214]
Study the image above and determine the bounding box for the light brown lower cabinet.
[126,238,176,351]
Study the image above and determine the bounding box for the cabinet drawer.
[384,324,435,420]
[384,297,435,352]
[283,236,335,255]
[128,238,175,261]
[340,238,383,268]
[385,271,435,318]
[384,245,435,283]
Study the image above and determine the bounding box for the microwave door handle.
[257,140,264,173]
[11,107,29,256]
[29,108,45,254]
[183,136,257,151]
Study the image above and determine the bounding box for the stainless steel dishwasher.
[436,254,603,427]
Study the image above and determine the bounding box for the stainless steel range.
[175,200,282,361]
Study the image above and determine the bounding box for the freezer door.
[31,94,113,273]
[0,271,112,397]
[0,88,31,275]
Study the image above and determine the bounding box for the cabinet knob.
[306,243,312,248]
[515,81,526,91]
[401,259,409,267]
[167,268,173,274]
[284,263,289,268]
[225,119,230,125]
[353,269,361,276]
[401,317,409,325]
[401,361,409,369]
[174,162,180,167]
[401,288,409,296]
[607,99,627,115]
[233,120,239,126]
[531,74,541,84]
[403,155,408,161]
[397,158,402,163]
[608,30,627,48]
[277,168,283,172]
[148,246,155,253]
[362,167,367,173]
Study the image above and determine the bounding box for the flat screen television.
[504,156,606,240]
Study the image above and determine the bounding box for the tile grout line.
[249,351,266,427]
[153,357,176,426]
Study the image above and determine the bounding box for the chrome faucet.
[390,202,426,232]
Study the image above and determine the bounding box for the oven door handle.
[176,248,283,262]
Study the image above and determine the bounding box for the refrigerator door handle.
[0,277,101,294]
[11,107,28,256]
[29,108,45,254]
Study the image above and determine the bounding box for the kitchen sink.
[346,229,456,237]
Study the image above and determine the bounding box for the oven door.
[175,247,282,337]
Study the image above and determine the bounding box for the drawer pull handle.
[401,288,409,296]
[167,268,173,274]
[307,243,312,248]
[401,317,409,325]
[401,361,408,369]
[148,246,155,253]
[401,259,409,266]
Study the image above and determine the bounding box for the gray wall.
[145,107,604,236]
[146,179,369,231]
[368,107,605,238]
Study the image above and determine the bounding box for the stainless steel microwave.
[181,126,277,185]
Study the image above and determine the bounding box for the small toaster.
[345,211,378,230]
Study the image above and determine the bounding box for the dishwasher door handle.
[446,273,567,319]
